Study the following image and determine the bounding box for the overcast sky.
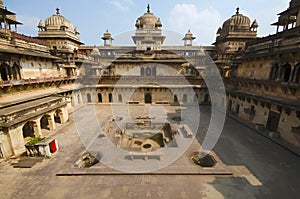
[4,0,290,46]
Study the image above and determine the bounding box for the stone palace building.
[0,1,299,159]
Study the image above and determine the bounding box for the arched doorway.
[269,64,279,80]
[87,93,92,103]
[54,109,62,124]
[236,104,240,115]
[12,63,21,80]
[98,93,102,103]
[109,93,113,103]
[0,63,9,81]
[145,93,152,104]
[280,63,291,82]
[40,115,50,131]
[174,95,178,103]
[22,121,35,138]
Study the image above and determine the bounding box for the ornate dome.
[222,8,251,31]
[45,8,74,31]
[135,4,162,29]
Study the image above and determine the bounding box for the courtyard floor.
[0,105,300,199]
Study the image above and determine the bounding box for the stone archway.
[145,93,152,104]
[40,115,51,131]
[12,63,21,80]
[22,121,35,138]
[269,64,279,80]
[0,63,10,81]
[174,95,178,103]
[98,93,102,103]
[280,63,291,82]
[54,109,62,124]
[109,93,113,103]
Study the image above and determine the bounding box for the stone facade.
[0,3,214,159]
[1,2,299,159]
[219,1,300,149]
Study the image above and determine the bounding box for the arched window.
[269,64,279,80]
[146,67,151,76]
[280,63,291,82]
[118,94,122,102]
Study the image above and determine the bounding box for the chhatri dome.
[218,7,256,36]
[38,8,81,50]
[44,8,75,32]
[135,4,162,29]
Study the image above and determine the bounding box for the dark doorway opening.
[109,93,113,103]
[174,95,178,103]
[236,104,240,115]
[22,121,35,138]
[98,93,102,103]
[40,115,50,130]
[54,110,62,124]
[145,93,152,104]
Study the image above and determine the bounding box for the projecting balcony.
[0,76,77,87]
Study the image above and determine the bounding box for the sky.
[4,0,290,46]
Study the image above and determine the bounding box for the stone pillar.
[33,120,43,137]
[48,113,56,131]
[61,107,69,123]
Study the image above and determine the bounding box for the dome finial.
[56,7,60,15]
[236,7,239,15]
[147,4,150,13]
